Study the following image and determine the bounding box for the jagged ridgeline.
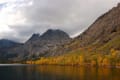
[0,29,71,61]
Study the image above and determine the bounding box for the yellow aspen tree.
[79,56,84,65]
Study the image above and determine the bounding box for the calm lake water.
[0,64,120,80]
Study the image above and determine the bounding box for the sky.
[0,0,120,42]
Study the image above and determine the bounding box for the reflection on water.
[0,65,120,80]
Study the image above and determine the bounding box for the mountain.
[67,3,120,53]
[80,4,120,45]
[0,39,20,48]
[2,29,71,61]
[23,3,120,63]
[0,39,22,62]
[25,29,71,59]
[28,3,120,66]
[41,29,70,41]
[27,33,40,42]
[26,29,70,42]
[0,3,120,63]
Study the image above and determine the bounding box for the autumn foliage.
[26,48,120,68]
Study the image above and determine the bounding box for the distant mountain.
[0,39,21,48]
[0,39,22,62]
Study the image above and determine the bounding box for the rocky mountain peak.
[41,29,70,41]
[27,33,40,42]
[21,29,71,59]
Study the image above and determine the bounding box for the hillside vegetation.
[26,3,120,67]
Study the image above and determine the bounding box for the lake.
[0,64,120,80]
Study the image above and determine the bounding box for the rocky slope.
[68,3,120,52]
[24,29,71,59]
[0,29,71,61]
[80,3,120,46]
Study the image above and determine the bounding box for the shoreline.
[25,63,120,69]
[0,62,120,68]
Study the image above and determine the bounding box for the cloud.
[0,0,120,42]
